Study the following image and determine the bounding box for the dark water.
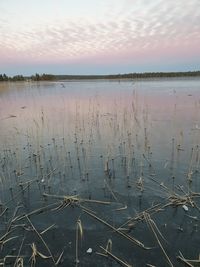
[0,79,200,266]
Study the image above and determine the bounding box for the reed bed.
[0,80,200,266]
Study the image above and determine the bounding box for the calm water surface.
[0,79,200,266]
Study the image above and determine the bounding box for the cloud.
[0,0,200,70]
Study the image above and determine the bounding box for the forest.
[0,71,200,82]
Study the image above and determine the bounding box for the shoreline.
[1,71,200,82]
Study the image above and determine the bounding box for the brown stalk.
[82,207,150,250]
[26,215,56,266]
[144,212,174,267]
[43,193,112,205]
[99,245,133,267]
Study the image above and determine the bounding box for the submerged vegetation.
[0,71,200,82]
[0,79,200,266]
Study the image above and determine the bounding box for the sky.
[0,0,200,76]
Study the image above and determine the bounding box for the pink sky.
[0,0,200,75]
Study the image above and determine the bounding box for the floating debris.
[86,248,93,254]
[182,205,189,212]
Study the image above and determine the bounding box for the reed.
[75,219,83,266]
[0,80,200,267]
[97,241,133,267]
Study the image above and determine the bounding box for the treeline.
[56,71,200,80]
[31,73,55,81]
[0,73,55,82]
[108,71,200,79]
[0,71,200,82]
[0,74,25,81]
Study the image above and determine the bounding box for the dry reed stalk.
[195,145,200,172]
[15,257,24,267]
[114,205,128,212]
[6,205,22,233]
[148,175,179,196]
[51,200,71,211]
[177,251,200,267]
[55,250,64,266]
[106,238,112,252]
[26,215,56,266]
[187,147,195,183]
[170,138,175,175]
[168,193,197,208]
[0,207,8,217]
[0,255,25,267]
[117,202,162,230]
[43,193,112,205]
[1,206,22,247]
[75,219,83,266]
[14,201,60,222]
[0,232,19,250]
[82,207,150,250]
[99,245,133,267]
[144,212,174,267]
[111,158,116,178]
[103,179,118,202]
[14,235,25,267]
[30,242,51,267]
[143,153,152,168]
[4,178,37,206]
[40,224,56,235]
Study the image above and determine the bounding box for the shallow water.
[0,78,200,266]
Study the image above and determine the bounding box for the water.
[0,78,200,266]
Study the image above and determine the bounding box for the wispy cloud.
[0,0,200,73]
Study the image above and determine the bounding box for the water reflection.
[0,79,200,266]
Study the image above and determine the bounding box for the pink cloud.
[0,0,200,72]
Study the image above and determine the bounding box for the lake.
[0,78,200,266]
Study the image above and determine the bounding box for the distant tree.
[3,74,8,81]
[30,73,55,81]
[30,73,40,81]
[11,75,25,81]
[41,73,55,80]
[0,73,9,81]
[35,73,40,81]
